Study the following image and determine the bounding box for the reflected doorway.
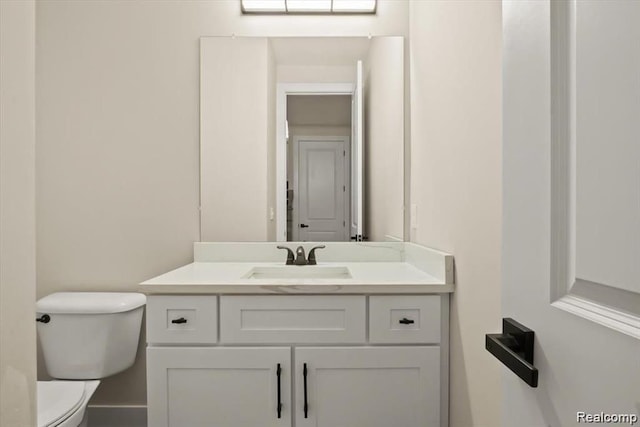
[287,95,352,241]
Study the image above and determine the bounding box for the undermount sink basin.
[243,266,352,280]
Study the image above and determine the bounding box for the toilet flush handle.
[36,314,51,323]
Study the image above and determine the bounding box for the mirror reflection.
[287,95,352,242]
[200,36,404,242]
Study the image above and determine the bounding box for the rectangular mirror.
[200,36,404,242]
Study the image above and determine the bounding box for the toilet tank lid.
[36,292,146,314]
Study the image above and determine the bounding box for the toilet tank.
[36,292,146,380]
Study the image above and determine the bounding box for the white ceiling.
[270,37,371,66]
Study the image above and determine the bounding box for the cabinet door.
[148,347,291,427]
[295,347,440,427]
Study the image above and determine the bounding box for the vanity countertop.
[140,242,454,294]
[140,261,453,294]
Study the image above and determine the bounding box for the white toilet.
[35,292,146,427]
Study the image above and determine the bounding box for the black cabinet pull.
[485,318,538,387]
[276,363,282,419]
[36,314,50,324]
[303,363,309,418]
[300,224,309,228]
[399,317,414,325]
[171,317,187,324]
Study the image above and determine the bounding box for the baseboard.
[87,405,147,427]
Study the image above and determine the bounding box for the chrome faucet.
[277,245,326,265]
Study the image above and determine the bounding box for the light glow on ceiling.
[241,0,286,13]
[241,0,376,14]
[332,0,376,12]
[286,0,331,12]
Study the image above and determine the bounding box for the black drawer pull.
[276,363,282,418]
[399,317,414,325]
[303,363,309,418]
[171,317,187,324]
[36,314,51,324]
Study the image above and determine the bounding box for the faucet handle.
[307,245,326,265]
[277,246,295,265]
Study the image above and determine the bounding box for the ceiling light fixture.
[286,0,331,12]
[241,0,286,13]
[241,0,376,14]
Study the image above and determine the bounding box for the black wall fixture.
[486,318,538,387]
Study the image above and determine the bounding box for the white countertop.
[140,242,454,294]
[140,262,453,294]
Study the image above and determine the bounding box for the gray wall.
[0,0,37,425]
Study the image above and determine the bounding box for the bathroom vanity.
[141,242,454,427]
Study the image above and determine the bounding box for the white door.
[351,60,364,241]
[294,136,348,242]
[294,347,440,427]
[501,1,640,425]
[147,347,291,427]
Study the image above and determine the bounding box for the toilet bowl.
[37,380,99,427]
[36,292,146,427]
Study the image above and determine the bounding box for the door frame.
[276,83,355,242]
[291,135,350,242]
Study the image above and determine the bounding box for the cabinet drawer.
[369,295,441,344]
[220,295,366,344]
[147,296,217,344]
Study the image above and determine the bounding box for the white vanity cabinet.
[146,294,449,427]
[147,347,291,427]
[294,346,440,427]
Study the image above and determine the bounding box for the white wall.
[288,95,353,125]
[409,2,502,427]
[267,41,277,241]
[201,37,270,241]
[278,65,355,83]
[0,1,37,425]
[364,36,404,241]
[36,0,409,407]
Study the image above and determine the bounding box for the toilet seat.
[37,380,100,427]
